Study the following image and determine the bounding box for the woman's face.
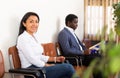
[23,15,39,35]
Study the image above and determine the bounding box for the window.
[84,0,120,41]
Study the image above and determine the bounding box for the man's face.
[68,18,78,30]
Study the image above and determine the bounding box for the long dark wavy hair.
[18,12,40,36]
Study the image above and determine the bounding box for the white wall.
[0,0,84,72]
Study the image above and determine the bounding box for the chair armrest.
[47,62,62,64]
[66,55,84,66]
[22,68,46,74]
[47,56,80,65]
[9,68,46,78]
[64,56,79,66]
[64,54,84,58]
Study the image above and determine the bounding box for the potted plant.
[113,2,120,36]
[113,2,120,43]
[73,2,120,78]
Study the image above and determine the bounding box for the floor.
[3,71,120,78]
[3,72,24,78]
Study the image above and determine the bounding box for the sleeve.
[58,32,83,55]
[17,36,49,67]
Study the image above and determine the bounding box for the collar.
[23,31,36,38]
[65,26,75,33]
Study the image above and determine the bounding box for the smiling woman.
[22,15,39,35]
[16,12,76,78]
[18,12,40,36]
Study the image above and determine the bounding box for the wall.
[0,0,84,72]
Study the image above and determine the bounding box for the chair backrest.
[0,50,5,78]
[55,42,62,56]
[42,43,57,57]
[8,46,21,69]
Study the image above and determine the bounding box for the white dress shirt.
[17,31,49,68]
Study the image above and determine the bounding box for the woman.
[16,12,75,78]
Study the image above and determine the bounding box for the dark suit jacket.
[58,27,86,56]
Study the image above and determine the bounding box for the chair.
[0,50,5,78]
[42,43,63,64]
[42,42,79,66]
[55,42,83,70]
[8,45,46,78]
[42,43,57,57]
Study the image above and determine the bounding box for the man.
[57,14,102,78]
[58,14,86,55]
[58,14,91,66]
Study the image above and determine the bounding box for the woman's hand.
[45,63,55,67]
[56,56,65,62]
[48,56,65,63]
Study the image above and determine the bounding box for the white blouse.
[17,31,49,68]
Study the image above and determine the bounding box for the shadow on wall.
[52,17,61,42]
[0,16,19,72]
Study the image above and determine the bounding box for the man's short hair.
[65,14,78,25]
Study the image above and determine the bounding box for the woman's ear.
[22,22,26,27]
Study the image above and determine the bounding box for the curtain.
[84,0,120,41]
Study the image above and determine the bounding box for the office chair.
[55,42,82,70]
[42,43,57,57]
[42,42,63,64]
[42,42,79,66]
[8,45,46,78]
[0,49,42,78]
